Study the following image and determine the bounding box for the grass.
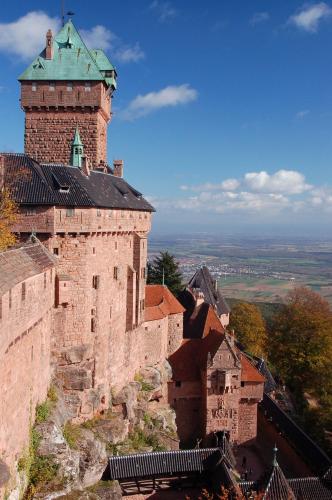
[134,373,154,392]
[63,422,82,449]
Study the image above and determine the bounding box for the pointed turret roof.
[188,266,230,316]
[262,446,296,500]
[18,20,116,90]
[72,127,82,147]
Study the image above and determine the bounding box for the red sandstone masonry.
[0,269,54,479]
[21,81,111,165]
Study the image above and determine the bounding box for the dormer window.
[32,82,37,92]
[85,82,91,92]
[67,82,73,91]
[49,82,55,91]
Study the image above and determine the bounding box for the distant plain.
[149,234,332,305]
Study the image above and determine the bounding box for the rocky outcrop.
[10,361,177,498]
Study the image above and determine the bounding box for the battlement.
[21,81,111,120]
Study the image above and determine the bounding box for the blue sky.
[0,1,332,235]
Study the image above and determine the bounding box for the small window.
[92,247,96,255]
[67,82,73,91]
[49,82,55,91]
[92,275,100,289]
[115,241,117,250]
[44,273,47,289]
[85,82,91,92]
[32,82,37,91]
[175,381,182,388]
[26,207,36,216]
[91,317,96,332]
[21,282,26,301]
[53,248,59,255]
[113,267,118,280]
[66,208,75,217]
[109,306,112,319]
[142,299,145,310]
[241,381,245,387]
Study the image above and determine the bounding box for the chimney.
[45,29,53,60]
[81,155,90,177]
[113,159,124,178]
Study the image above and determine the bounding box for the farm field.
[149,234,332,306]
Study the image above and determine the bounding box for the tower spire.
[71,127,83,167]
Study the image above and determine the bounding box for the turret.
[71,127,83,167]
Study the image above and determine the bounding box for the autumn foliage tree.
[269,286,332,395]
[0,160,17,251]
[229,301,267,357]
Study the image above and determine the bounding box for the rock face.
[12,364,177,498]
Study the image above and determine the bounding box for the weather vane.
[61,0,75,26]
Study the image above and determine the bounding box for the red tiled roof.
[238,351,265,383]
[145,285,185,321]
[169,305,225,381]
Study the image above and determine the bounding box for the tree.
[229,301,267,357]
[269,286,332,395]
[147,251,183,297]
[0,187,17,251]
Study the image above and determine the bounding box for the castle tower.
[19,20,117,166]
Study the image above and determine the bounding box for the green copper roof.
[72,126,82,146]
[71,127,84,167]
[18,20,117,90]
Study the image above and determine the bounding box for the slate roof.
[0,238,56,296]
[3,153,154,212]
[262,393,332,475]
[145,285,185,321]
[288,477,332,499]
[188,266,230,316]
[263,462,296,500]
[107,448,224,480]
[18,20,116,90]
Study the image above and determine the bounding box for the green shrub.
[47,385,58,403]
[35,401,51,424]
[29,455,58,486]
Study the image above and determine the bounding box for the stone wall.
[168,381,203,444]
[238,400,258,444]
[21,81,111,166]
[167,313,183,356]
[203,339,241,443]
[0,268,54,481]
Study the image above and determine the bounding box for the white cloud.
[150,1,178,22]
[250,12,270,25]
[289,2,332,33]
[119,84,198,120]
[114,43,145,63]
[0,11,60,60]
[80,25,116,51]
[154,169,328,217]
[81,26,145,64]
[296,109,310,119]
[0,11,144,64]
[180,179,239,192]
[244,170,311,194]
